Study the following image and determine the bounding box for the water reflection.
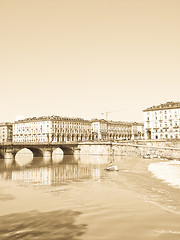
[78,154,114,165]
[52,153,63,163]
[1,154,180,240]
[14,153,113,167]
[15,149,33,166]
[0,154,109,186]
[13,153,78,168]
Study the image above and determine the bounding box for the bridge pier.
[73,147,81,156]
[4,150,15,167]
[42,149,52,164]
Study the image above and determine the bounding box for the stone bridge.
[1,140,179,167]
[0,142,79,166]
[0,142,114,167]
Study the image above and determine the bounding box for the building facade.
[0,122,13,143]
[108,120,132,140]
[13,116,92,143]
[0,116,144,144]
[131,122,144,140]
[91,119,143,140]
[143,102,180,140]
[91,119,108,140]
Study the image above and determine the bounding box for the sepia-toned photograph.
[0,0,180,239]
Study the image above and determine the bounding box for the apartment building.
[143,101,180,139]
[13,116,92,143]
[1,115,145,143]
[91,119,107,140]
[0,122,13,143]
[131,122,144,140]
[91,119,142,140]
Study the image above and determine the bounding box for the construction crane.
[101,108,127,121]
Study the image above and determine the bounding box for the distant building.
[12,116,144,143]
[92,119,143,140]
[13,116,92,143]
[143,101,180,139]
[0,122,13,143]
[91,119,108,140]
[0,115,144,144]
[131,122,144,140]
[108,120,132,140]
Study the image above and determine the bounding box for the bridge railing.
[0,141,80,146]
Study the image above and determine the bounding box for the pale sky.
[0,0,180,123]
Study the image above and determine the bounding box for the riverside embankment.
[112,140,180,160]
[77,140,180,160]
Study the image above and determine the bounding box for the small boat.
[152,154,161,158]
[143,154,152,159]
[105,165,119,171]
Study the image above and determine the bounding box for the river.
[0,151,180,240]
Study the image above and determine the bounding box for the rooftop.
[143,101,180,112]
[14,115,89,123]
[13,116,142,126]
[0,122,12,126]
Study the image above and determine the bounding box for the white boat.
[105,165,119,171]
[152,154,161,158]
[143,154,152,159]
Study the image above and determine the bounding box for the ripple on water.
[0,210,87,240]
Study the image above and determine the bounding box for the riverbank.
[112,140,180,160]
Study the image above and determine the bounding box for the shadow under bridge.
[17,145,77,157]
[58,145,76,155]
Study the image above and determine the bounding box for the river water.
[0,151,180,240]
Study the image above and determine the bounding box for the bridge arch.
[16,147,43,158]
[52,148,64,163]
[26,147,43,157]
[59,146,74,155]
[14,148,34,166]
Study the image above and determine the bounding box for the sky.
[0,0,180,123]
